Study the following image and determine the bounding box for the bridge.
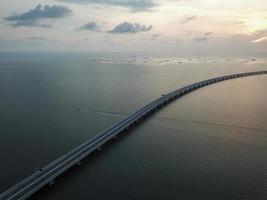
[1,70,267,200]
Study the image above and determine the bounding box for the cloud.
[189,31,213,42]
[193,36,208,41]
[150,33,160,40]
[109,22,152,33]
[78,22,101,31]
[250,29,267,43]
[181,15,197,23]
[4,4,72,27]
[252,36,267,43]
[60,0,156,11]
[27,36,47,40]
[205,32,213,36]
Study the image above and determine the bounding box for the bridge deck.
[1,70,267,200]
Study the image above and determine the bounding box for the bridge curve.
[1,70,267,200]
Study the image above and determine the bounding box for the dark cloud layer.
[4,4,72,27]
[60,0,156,11]
[109,22,152,33]
[78,22,100,31]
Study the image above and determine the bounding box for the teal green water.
[0,53,266,200]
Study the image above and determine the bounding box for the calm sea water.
[0,53,266,200]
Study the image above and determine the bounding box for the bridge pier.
[48,181,55,186]
[113,135,118,139]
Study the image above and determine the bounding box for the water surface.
[0,53,266,200]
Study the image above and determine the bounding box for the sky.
[0,0,267,56]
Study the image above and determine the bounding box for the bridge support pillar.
[49,181,55,186]
[113,135,118,139]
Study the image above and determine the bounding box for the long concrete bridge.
[1,70,267,200]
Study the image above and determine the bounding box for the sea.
[0,52,266,200]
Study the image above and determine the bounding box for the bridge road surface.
[1,70,267,200]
